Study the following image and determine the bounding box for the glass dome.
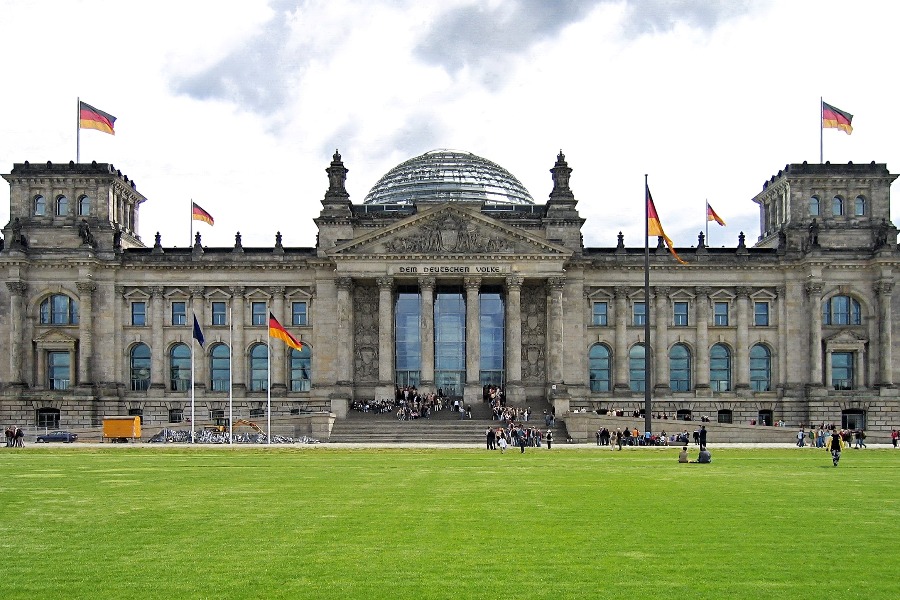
[363,149,534,206]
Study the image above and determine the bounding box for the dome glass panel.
[364,149,534,206]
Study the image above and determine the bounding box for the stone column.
[270,286,287,392]
[376,277,395,399]
[654,286,670,395]
[505,276,523,403]
[76,281,96,385]
[6,281,26,385]
[695,287,710,391]
[114,286,125,388]
[464,277,482,404]
[335,277,353,385]
[875,280,894,388]
[419,277,435,388]
[149,286,165,389]
[231,286,246,391]
[735,286,751,390]
[190,286,205,390]
[547,277,565,385]
[805,281,823,386]
[614,286,629,391]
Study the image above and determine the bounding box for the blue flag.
[192,315,205,347]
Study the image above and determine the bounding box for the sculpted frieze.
[384,213,511,254]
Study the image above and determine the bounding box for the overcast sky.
[1,0,897,250]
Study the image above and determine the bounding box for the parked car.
[36,430,78,443]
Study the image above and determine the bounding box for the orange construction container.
[102,416,141,442]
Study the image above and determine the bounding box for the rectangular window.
[48,351,71,390]
[251,301,267,326]
[632,302,646,326]
[171,301,186,326]
[131,301,146,326]
[592,301,608,326]
[832,352,854,390]
[754,302,769,326]
[211,302,227,326]
[713,302,729,326]
[292,301,308,326]
[168,408,184,423]
[673,301,689,326]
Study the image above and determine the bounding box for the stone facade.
[1,154,898,434]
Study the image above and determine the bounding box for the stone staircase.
[328,399,555,444]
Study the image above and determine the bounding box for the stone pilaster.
[695,286,710,391]
[547,277,565,385]
[805,281,823,387]
[270,286,287,391]
[230,286,246,391]
[149,285,165,389]
[76,281,96,386]
[190,286,206,391]
[376,277,395,399]
[464,277,482,404]
[505,276,523,403]
[335,277,353,385]
[419,277,435,388]
[735,286,751,391]
[5,281,26,385]
[613,286,629,392]
[654,286,670,395]
[875,280,894,388]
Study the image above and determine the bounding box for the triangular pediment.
[824,329,866,344]
[329,204,571,258]
[34,329,78,344]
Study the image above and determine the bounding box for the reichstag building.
[1,150,898,434]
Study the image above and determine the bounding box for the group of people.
[795,426,868,449]
[486,424,553,452]
[678,445,711,463]
[4,426,25,447]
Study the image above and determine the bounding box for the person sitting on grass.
[691,446,711,463]
[678,446,689,463]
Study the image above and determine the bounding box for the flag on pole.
[268,313,304,351]
[192,316,205,347]
[822,101,853,134]
[647,186,687,264]
[706,202,726,226]
[78,101,116,135]
[192,202,215,226]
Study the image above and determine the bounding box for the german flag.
[822,101,853,134]
[706,202,726,227]
[269,313,304,351]
[79,101,116,135]
[647,186,687,264]
[191,202,214,226]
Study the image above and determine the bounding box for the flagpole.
[76,97,80,163]
[705,199,709,244]
[820,96,824,164]
[267,314,272,445]
[229,306,234,444]
[190,312,196,444]
[190,199,194,249]
[643,174,652,436]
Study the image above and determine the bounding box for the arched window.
[249,344,268,392]
[669,343,691,392]
[210,344,230,392]
[130,343,151,391]
[832,195,844,216]
[823,295,862,325]
[78,194,91,216]
[809,195,820,216]
[170,343,191,391]
[39,294,79,325]
[749,344,771,392]
[34,194,46,216]
[56,195,69,216]
[290,345,312,392]
[709,343,731,392]
[628,344,646,392]
[588,344,611,392]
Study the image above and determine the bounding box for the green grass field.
[1,445,898,599]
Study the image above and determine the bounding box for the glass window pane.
[754,302,769,326]
[633,302,645,326]
[172,302,186,326]
[669,343,691,391]
[249,344,268,391]
[292,301,308,326]
[212,302,227,325]
[210,344,231,391]
[629,345,646,391]
[592,301,608,326]
[252,302,267,326]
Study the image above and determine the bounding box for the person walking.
[854,429,866,449]
[699,425,708,449]
[486,427,495,450]
[14,426,24,447]
[828,429,844,466]
[546,429,553,450]
[796,428,805,447]
[891,428,898,448]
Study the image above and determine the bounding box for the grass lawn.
[1,445,898,599]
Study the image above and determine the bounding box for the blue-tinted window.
[592,301,608,326]
[754,302,769,326]
[131,302,146,326]
[589,344,611,392]
[130,343,151,391]
[632,302,646,326]
[669,343,691,391]
[211,301,227,326]
[292,301,308,326]
[629,344,646,392]
[710,343,731,392]
[210,344,230,392]
[479,290,504,387]
[435,288,465,397]
[750,344,771,392]
[394,288,421,388]
[290,346,312,392]
[673,301,689,326]
[249,344,268,391]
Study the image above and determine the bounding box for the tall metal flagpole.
[267,310,272,445]
[229,306,234,444]
[76,97,81,163]
[190,312,196,444]
[189,199,194,249]
[820,96,824,164]
[705,199,709,245]
[643,175,652,435]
